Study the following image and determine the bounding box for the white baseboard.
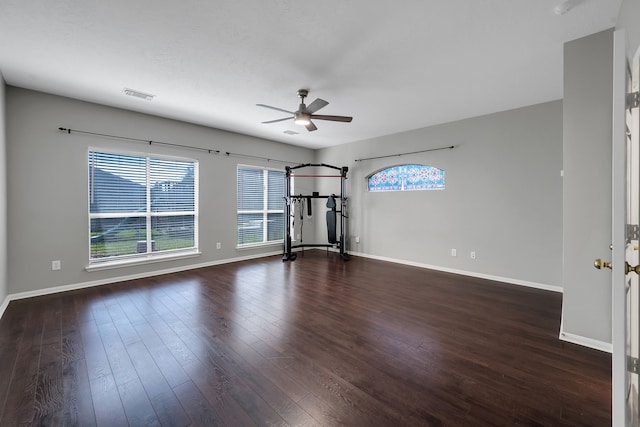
[2,250,283,314]
[559,329,612,353]
[0,294,9,320]
[348,250,563,293]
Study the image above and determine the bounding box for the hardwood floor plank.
[148,388,191,427]
[96,321,139,387]
[106,302,141,346]
[194,331,294,427]
[62,358,96,427]
[173,332,264,426]
[61,291,97,427]
[32,298,64,426]
[173,380,225,427]
[90,298,113,327]
[113,292,147,327]
[124,339,173,399]
[118,378,161,427]
[62,293,86,366]
[88,373,128,427]
[131,321,190,389]
[79,319,113,382]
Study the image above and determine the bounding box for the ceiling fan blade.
[305,98,329,114]
[256,104,295,115]
[310,114,353,123]
[305,121,318,132]
[262,116,293,124]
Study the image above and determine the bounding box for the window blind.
[237,165,286,246]
[89,150,198,262]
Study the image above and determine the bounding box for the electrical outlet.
[470,251,476,259]
[355,236,360,244]
[51,260,61,271]
[216,242,221,249]
[451,248,457,257]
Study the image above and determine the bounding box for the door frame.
[612,27,631,426]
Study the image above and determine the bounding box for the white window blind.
[89,150,198,263]
[237,165,286,246]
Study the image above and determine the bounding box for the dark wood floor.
[0,251,611,426]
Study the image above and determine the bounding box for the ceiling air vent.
[123,88,155,101]
[283,130,299,135]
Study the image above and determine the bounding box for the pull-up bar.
[290,194,337,199]
[289,174,344,178]
[288,163,343,171]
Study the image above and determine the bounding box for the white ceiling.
[0,0,622,149]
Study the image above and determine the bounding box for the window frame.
[236,164,288,248]
[87,148,199,268]
[366,164,445,192]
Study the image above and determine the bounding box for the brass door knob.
[594,259,612,270]
[626,262,640,275]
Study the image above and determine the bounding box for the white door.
[612,29,640,427]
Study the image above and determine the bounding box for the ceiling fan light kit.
[257,89,352,132]
[294,113,311,126]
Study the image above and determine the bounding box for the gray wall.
[315,101,563,288]
[0,75,6,306]
[618,0,640,58]
[561,29,614,345]
[6,87,314,294]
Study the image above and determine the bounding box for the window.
[237,165,286,247]
[367,164,445,192]
[89,150,198,263]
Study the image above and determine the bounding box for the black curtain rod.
[58,127,304,165]
[354,145,455,162]
[58,127,221,154]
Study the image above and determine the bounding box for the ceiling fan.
[257,89,353,132]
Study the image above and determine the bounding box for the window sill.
[85,250,201,272]
[236,241,283,251]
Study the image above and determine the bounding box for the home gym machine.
[282,163,349,261]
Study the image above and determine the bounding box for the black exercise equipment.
[326,195,337,244]
[282,163,349,261]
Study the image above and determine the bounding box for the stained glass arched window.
[367,164,445,192]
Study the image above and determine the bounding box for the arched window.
[367,164,445,192]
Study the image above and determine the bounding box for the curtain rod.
[58,127,303,165]
[58,127,221,154]
[354,145,455,162]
